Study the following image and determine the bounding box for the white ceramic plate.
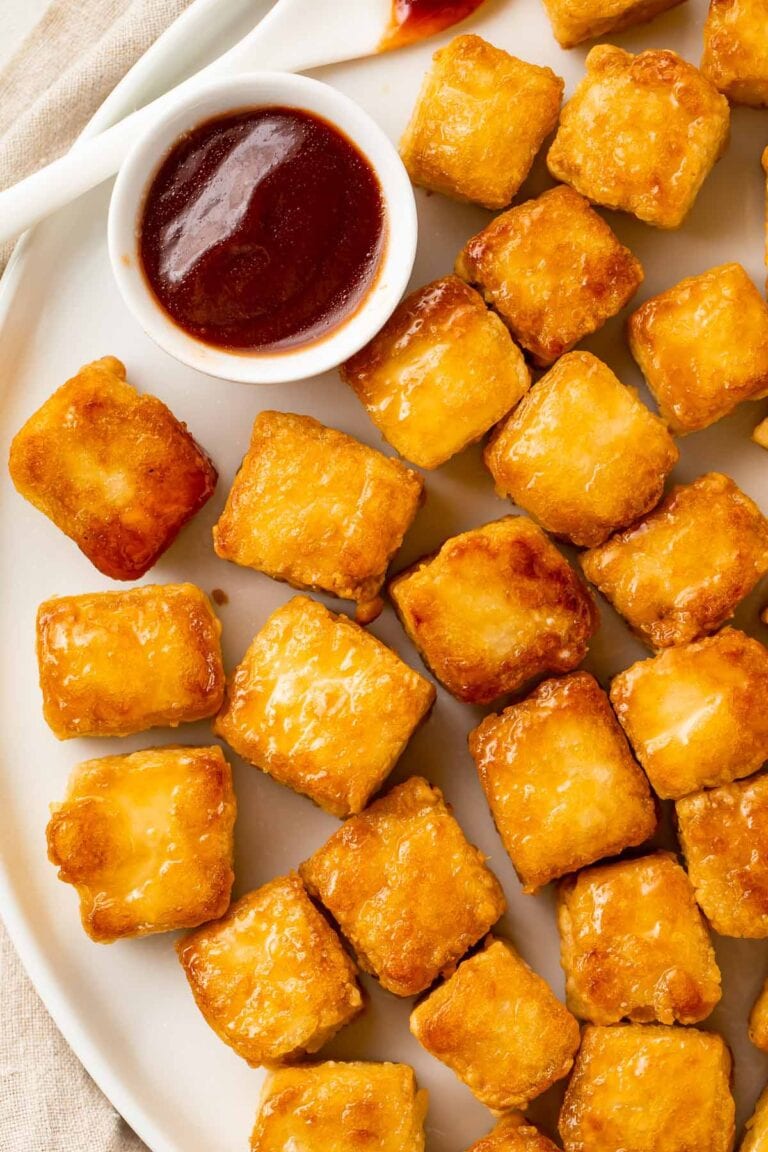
[2,2,768,1149]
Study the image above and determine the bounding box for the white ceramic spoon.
[0,0,477,246]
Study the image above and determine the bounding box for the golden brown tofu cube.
[702,0,768,106]
[410,938,580,1112]
[557,853,721,1026]
[251,1061,427,1152]
[177,874,362,1066]
[548,46,730,229]
[46,746,235,943]
[341,276,531,470]
[36,583,224,739]
[456,185,643,367]
[755,416,768,448]
[8,356,216,580]
[390,516,598,705]
[400,35,563,210]
[214,596,435,818]
[299,776,505,997]
[485,352,678,547]
[581,473,768,649]
[676,774,768,937]
[610,628,768,798]
[628,263,768,434]
[742,1086,768,1152]
[750,980,768,1052]
[559,1024,735,1152]
[541,0,686,49]
[470,672,656,893]
[213,411,423,623]
[466,1117,561,1152]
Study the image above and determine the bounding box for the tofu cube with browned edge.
[46,746,235,942]
[676,774,768,937]
[390,516,598,705]
[750,980,768,1052]
[8,356,216,580]
[400,34,563,209]
[470,672,656,893]
[548,47,730,229]
[456,185,643,366]
[742,1085,768,1152]
[410,938,580,1112]
[177,874,362,1066]
[299,776,505,997]
[250,1062,427,1152]
[541,0,686,49]
[466,1117,561,1152]
[610,628,768,799]
[213,411,423,623]
[557,853,721,1026]
[581,473,768,649]
[341,276,531,470]
[36,583,224,739]
[702,0,768,106]
[485,351,678,547]
[214,596,435,818]
[558,1024,735,1152]
[628,264,768,434]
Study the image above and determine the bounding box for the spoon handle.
[0,0,385,247]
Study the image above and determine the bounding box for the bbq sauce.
[380,0,485,49]
[139,108,385,353]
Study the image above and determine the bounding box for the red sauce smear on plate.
[380,0,485,49]
[139,108,385,353]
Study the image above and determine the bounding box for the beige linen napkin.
[0,8,198,1147]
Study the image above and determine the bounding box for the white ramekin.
[108,73,417,384]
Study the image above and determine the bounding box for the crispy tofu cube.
[628,264,768,434]
[390,516,598,704]
[541,0,686,49]
[676,774,768,937]
[455,185,643,366]
[213,411,423,624]
[742,1086,768,1152]
[36,583,224,739]
[410,938,580,1111]
[485,352,678,547]
[251,1061,427,1152]
[341,276,531,470]
[400,35,563,210]
[470,672,656,893]
[46,746,235,942]
[755,416,768,448]
[558,1024,735,1152]
[702,0,768,106]
[610,628,768,798]
[750,980,768,1052]
[8,356,216,580]
[299,776,505,997]
[177,874,362,1066]
[581,473,768,649]
[548,46,730,229]
[466,1117,561,1152]
[213,596,435,818]
[557,853,721,1026]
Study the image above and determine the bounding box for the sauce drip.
[139,108,385,353]
[380,0,485,49]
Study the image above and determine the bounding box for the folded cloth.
[0,0,192,273]
[0,3,204,1139]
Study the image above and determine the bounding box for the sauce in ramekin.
[139,107,385,353]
